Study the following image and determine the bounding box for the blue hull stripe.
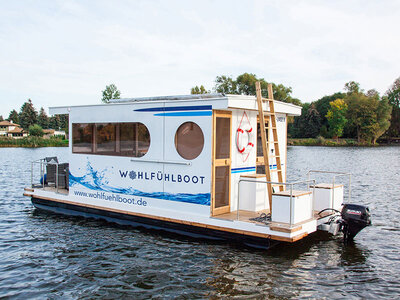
[154,111,212,117]
[231,165,280,174]
[135,105,212,112]
[231,167,256,174]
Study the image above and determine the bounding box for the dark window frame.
[72,122,150,157]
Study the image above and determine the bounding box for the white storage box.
[239,174,268,212]
[312,183,343,212]
[272,190,313,224]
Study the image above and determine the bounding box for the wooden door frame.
[211,110,232,216]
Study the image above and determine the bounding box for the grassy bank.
[288,137,377,146]
[0,136,68,148]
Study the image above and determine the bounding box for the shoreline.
[288,138,398,147]
[0,137,68,148]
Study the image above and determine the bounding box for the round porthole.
[175,122,204,160]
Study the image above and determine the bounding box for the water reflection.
[1,146,400,298]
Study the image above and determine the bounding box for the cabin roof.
[108,94,224,103]
[49,94,301,116]
[8,127,24,133]
[0,121,20,127]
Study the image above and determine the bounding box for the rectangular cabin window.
[72,123,94,153]
[72,122,150,157]
[120,123,135,156]
[120,123,150,157]
[96,123,116,154]
[215,117,230,159]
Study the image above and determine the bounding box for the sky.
[0,0,399,118]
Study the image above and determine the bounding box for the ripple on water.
[0,147,399,298]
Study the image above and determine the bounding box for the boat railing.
[237,178,316,226]
[31,158,69,193]
[306,170,351,209]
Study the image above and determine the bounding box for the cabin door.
[212,110,232,216]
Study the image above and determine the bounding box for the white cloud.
[0,0,399,118]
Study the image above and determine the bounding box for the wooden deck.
[30,185,69,195]
[213,208,337,233]
[213,209,270,223]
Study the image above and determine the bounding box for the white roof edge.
[49,106,71,115]
[48,94,302,116]
[48,96,229,115]
[226,94,302,116]
[109,93,224,103]
[226,94,301,109]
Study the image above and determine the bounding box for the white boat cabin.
[50,94,299,216]
[26,92,355,245]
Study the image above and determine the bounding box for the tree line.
[191,73,399,144]
[0,99,68,136]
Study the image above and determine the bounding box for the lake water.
[0,146,399,299]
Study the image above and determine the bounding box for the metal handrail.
[306,170,352,208]
[237,178,316,226]
[30,159,65,193]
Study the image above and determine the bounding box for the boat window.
[257,121,269,157]
[72,122,150,157]
[215,117,230,159]
[175,122,204,160]
[214,165,230,208]
[120,122,150,157]
[96,123,116,154]
[72,123,94,153]
[256,119,269,174]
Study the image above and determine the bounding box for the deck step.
[269,223,303,233]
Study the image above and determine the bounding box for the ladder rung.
[268,141,279,144]
[267,127,277,130]
[271,183,284,186]
[270,169,282,173]
[269,155,280,158]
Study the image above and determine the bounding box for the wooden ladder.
[255,82,285,209]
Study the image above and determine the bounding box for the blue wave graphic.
[69,161,210,206]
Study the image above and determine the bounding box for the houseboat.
[24,83,370,249]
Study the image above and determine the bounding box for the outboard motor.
[341,204,371,242]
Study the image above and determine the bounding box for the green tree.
[385,77,400,137]
[326,99,348,141]
[191,85,210,94]
[345,89,392,144]
[344,81,362,94]
[0,115,3,121]
[313,92,345,136]
[304,103,321,137]
[8,109,20,124]
[37,107,49,129]
[214,75,237,94]
[374,96,392,143]
[49,115,61,129]
[102,84,121,103]
[213,73,301,105]
[58,114,69,133]
[19,99,37,130]
[29,124,44,137]
[289,103,321,138]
